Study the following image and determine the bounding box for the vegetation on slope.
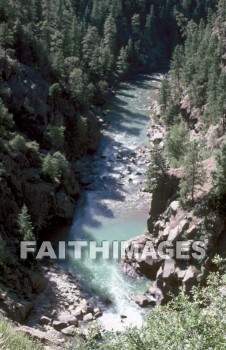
[148,0,226,210]
[0,315,41,350]
[65,261,226,350]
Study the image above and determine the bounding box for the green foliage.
[17,205,35,241]
[147,145,169,192]
[159,77,171,114]
[179,141,206,206]
[46,125,65,151]
[117,47,129,77]
[42,151,69,182]
[65,271,226,350]
[165,121,190,167]
[9,134,27,153]
[211,142,226,214]
[0,0,216,110]
[0,314,42,350]
[0,99,14,139]
[69,68,94,107]
[163,7,225,126]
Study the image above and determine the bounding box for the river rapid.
[62,74,161,331]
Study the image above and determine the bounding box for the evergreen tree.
[18,205,35,241]
[165,121,190,167]
[116,47,129,77]
[179,141,206,206]
[211,142,226,214]
[170,45,184,101]
[159,77,171,114]
[147,144,169,192]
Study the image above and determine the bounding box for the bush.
[0,98,14,136]
[46,125,65,151]
[9,134,27,153]
[42,151,69,182]
[67,270,226,350]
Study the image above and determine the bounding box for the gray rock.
[61,325,77,336]
[183,266,200,286]
[52,320,68,331]
[168,226,180,242]
[133,295,155,308]
[28,272,46,293]
[17,326,64,345]
[179,220,189,233]
[186,225,197,238]
[55,190,74,220]
[16,300,34,321]
[83,313,93,322]
[39,316,51,326]
[162,259,176,280]
[169,201,180,215]
[94,308,102,318]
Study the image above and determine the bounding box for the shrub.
[9,134,27,153]
[67,269,226,350]
[42,151,69,182]
[46,125,65,151]
[0,98,14,136]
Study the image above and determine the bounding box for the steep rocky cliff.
[121,102,226,307]
[0,52,101,337]
[0,53,100,241]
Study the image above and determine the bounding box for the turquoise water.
[66,75,161,330]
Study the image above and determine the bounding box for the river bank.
[0,74,163,348]
[33,74,163,336]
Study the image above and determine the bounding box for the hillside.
[0,0,226,349]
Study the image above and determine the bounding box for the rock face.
[0,262,99,342]
[0,55,101,244]
[121,196,224,305]
[16,326,65,346]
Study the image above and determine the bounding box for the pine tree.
[159,77,171,114]
[217,0,226,35]
[0,22,14,59]
[211,142,226,214]
[117,46,129,77]
[179,141,206,206]
[147,145,169,192]
[18,205,35,241]
[170,45,184,101]
[144,5,156,46]
[165,121,190,166]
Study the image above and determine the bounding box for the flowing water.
[64,74,161,330]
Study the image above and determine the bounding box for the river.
[63,74,161,331]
